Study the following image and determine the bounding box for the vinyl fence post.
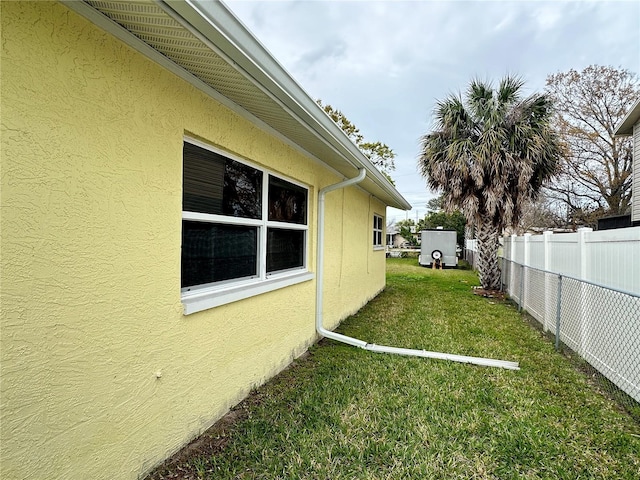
[555,274,562,351]
[577,228,592,357]
[523,233,531,313]
[543,231,553,332]
[519,264,525,313]
[510,234,517,294]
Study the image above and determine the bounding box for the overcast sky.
[224,0,640,225]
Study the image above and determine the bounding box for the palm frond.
[418,75,562,232]
[497,75,525,105]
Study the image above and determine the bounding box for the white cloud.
[532,4,564,30]
[225,0,640,222]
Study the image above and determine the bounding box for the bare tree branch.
[546,65,638,217]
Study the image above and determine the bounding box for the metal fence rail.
[502,258,640,416]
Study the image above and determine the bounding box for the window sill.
[182,271,315,315]
[373,246,385,251]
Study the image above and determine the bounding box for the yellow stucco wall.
[0,2,387,479]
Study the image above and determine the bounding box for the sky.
[223,0,640,225]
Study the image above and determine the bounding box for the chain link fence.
[502,258,640,421]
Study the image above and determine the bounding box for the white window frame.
[373,213,384,250]
[181,137,313,314]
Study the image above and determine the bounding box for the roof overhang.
[614,98,640,136]
[60,0,411,210]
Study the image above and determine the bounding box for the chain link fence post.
[555,274,562,351]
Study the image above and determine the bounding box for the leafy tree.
[418,76,562,290]
[545,65,639,218]
[418,211,466,247]
[317,100,396,182]
[418,195,467,245]
[395,219,418,246]
[426,195,444,213]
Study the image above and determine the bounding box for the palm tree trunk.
[476,219,501,290]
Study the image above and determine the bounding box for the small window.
[373,214,384,248]
[181,139,310,311]
[268,175,307,224]
[183,142,262,218]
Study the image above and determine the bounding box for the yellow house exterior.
[1,1,410,479]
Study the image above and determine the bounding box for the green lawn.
[149,258,639,479]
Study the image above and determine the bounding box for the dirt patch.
[472,287,506,300]
[144,351,311,479]
[144,407,245,480]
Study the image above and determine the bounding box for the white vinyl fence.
[504,228,640,296]
[464,238,478,269]
[502,227,640,409]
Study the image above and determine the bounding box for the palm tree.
[418,76,562,290]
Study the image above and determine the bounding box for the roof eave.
[62,0,411,210]
[166,0,411,210]
[614,98,640,136]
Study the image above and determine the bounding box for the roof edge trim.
[62,0,411,209]
[163,0,411,210]
[614,98,640,136]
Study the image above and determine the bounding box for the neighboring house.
[394,235,414,248]
[614,98,640,226]
[0,2,410,480]
[385,225,411,248]
[386,224,399,246]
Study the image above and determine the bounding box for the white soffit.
[61,0,412,211]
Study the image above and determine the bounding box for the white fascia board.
[60,1,368,195]
[62,0,411,210]
[614,98,640,136]
[161,0,411,210]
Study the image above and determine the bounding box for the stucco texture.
[0,2,387,479]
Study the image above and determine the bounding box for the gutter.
[164,0,412,210]
[316,170,520,371]
[60,0,410,210]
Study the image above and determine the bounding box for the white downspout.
[316,169,369,348]
[315,170,520,371]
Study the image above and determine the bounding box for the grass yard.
[149,258,639,479]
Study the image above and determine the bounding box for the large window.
[181,139,310,312]
[373,214,384,248]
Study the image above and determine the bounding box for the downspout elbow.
[319,168,366,196]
